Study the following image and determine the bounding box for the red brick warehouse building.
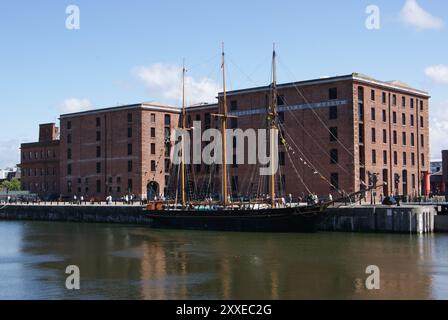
[185,73,430,200]
[20,73,430,201]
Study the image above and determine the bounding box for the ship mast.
[270,45,278,208]
[181,60,187,208]
[221,43,229,206]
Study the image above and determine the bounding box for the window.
[402,114,406,125]
[67,134,72,144]
[420,101,424,111]
[67,121,72,130]
[421,154,425,167]
[67,148,72,160]
[96,180,101,193]
[393,130,397,144]
[394,151,398,165]
[382,110,387,122]
[330,149,338,164]
[372,149,377,164]
[151,128,156,138]
[383,151,388,165]
[371,128,376,143]
[151,160,156,172]
[392,94,397,106]
[411,115,414,126]
[96,162,101,174]
[127,113,133,123]
[329,105,338,119]
[382,92,386,104]
[151,113,156,123]
[402,96,406,107]
[421,134,424,147]
[230,100,238,111]
[127,179,133,192]
[420,116,424,128]
[393,112,397,124]
[412,174,416,189]
[329,88,337,100]
[371,90,375,101]
[127,127,132,138]
[411,153,415,166]
[371,108,375,121]
[67,181,72,193]
[329,127,338,142]
[383,129,387,143]
[403,152,407,166]
[330,173,339,190]
[96,131,101,141]
[411,133,415,146]
[128,143,132,156]
[279,152,286,166]
[402,132,407,145]
[67,164,72,175]
[164,114,171,126]
[205,113,211,127]
[117,177,121,183]
[230,118,238,129]
[96,146,101,158]
[411,98,414,108]
[151,143,156,155]
[128,160,133,172]
[96,117,101,127]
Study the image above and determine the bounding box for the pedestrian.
[328,194,333,202]
[80,195,84,205]
[73,195,77,204]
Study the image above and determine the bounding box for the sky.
[0,0,447,168]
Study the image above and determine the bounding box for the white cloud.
[400,0,444,30]
[0,139,20,168]
[133,63,220,105]
[430,101,448,159]
[425,65,448,84]
[58,98,92,113]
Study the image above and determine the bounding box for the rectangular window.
[151,160,156,172]
[96,117,101,127]
[127,113,133,123]
[67,164,72,175]
[371,108,375,121]
[96,162,101,174]
[420,116,424,128]
[402,132,407,145]
[151,113,156,123]
[128,160,133,172]
[372,149,377,164]
[411,98,414,108]
[67,121,72,130]
[67,148,72,160]
[330,173,339,190]
[411,133,415,146]
[421,135,424,147]
[411,115,414,126]
[151,143,156,155]
[392,94,397,106]
[330,149,338,164]
[165,114,171,126]
[393,130,397,144]
[67,181,72,193]
[403,152,407,166]
[382,110,387,122]
[402,96,406,107]
[329,127,338,142]
[277,95,285,106]
[329,105,338,119]
[383,151,388,165]
[128,143,132,156]
[420,101,424,111]
[421,154,425,167]
[411,153,415,166]
[230,100,238,111]
[329,88,337,100]
[382,92,386,104]
[127,127,132,138]
[279,152,286,166]
[371,90,375,101]
[402,114,406,125]
[393,112,397,124]
[96,180,101,193]
[67,134,72,144]
[371,128,376,143]
[383,129,387,143]
[96,146,101,158]
[412,174,416,189]
[127,179,133,193]
[151,127,156,138]
[394,151,398,165]
[96,131,101,141]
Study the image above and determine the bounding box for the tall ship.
[145,45,361,233]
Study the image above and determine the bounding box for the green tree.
[1,178,21,191]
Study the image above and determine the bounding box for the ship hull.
[147,206,324,233]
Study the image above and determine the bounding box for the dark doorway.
[147,181,159,201]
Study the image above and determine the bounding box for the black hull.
[147,206,324,233]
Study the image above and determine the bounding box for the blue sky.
[1,0,447,167]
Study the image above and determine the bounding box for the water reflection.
[1,221,447,299]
